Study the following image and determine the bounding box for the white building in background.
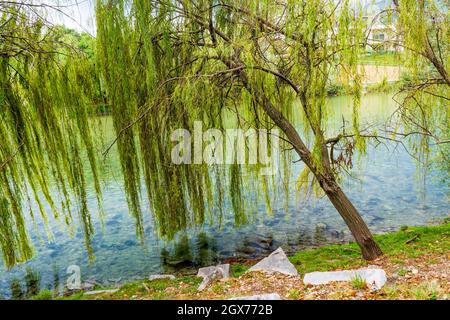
[362,0,403,52]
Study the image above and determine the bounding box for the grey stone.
[197,264,230,279]
[83,289,119,296]
[149,274,176,281]
[303,268,387,290]
[198,270,222,291]
[247,247,298,276]
[196,264,230,291]
[229,293,282,300]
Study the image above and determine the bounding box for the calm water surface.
[0,93,448,298]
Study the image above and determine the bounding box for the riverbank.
[38,219,449,300]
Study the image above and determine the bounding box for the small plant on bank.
[232,264,248,277]
[397,268,408,277]
[287,289,301,300]
[351,275,367,290]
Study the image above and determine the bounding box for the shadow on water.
[8,265,63,299]
[159,224,350,273]
[9,268,40,300]
[161,232,220,273]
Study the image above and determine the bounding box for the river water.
[0,92,448,298]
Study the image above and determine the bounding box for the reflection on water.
[0,93,448,298]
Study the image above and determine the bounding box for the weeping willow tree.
[0,1,102,268]
[11,0,445,268]
[93,0,386,260]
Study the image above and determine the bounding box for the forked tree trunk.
[325,185,383,260]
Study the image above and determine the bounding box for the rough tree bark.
[324,182,383,260]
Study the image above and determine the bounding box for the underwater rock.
[264,219,277,227]
[365,215,384,224]
[217,250,234,259]
[367,198,381,206]
[315,223,328,232]
[123,239,137,247]
[237,246,257,255]
[47,243,62,250]
[164,259,193,268]
[106,219,120,227]
[248,247,298,276]
[247,235,273,251]
[312,207,324,214]
[328,229,345,240]
[256,235,274,245]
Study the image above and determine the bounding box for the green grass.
[31,289,53,300]
[289,222,449,275]
[397,268,408,276]
[60,291,85,300]
[351,275,367,290]
[231,263,249,277]
[87,276,203,300]
[411,282,440,300]
[326,79,400,97]
[359,52,403,66]
[365,78,400,93]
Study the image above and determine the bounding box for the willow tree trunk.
[325,184,383,260]
[229,62,383,260]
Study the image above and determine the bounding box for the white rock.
[84,289,119,296]
[149,274,176,281]
[229,293,282,300]
[197,264,230,279]
[248,247,298,276]
[303,268,387,290]
[364,269,387,290]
